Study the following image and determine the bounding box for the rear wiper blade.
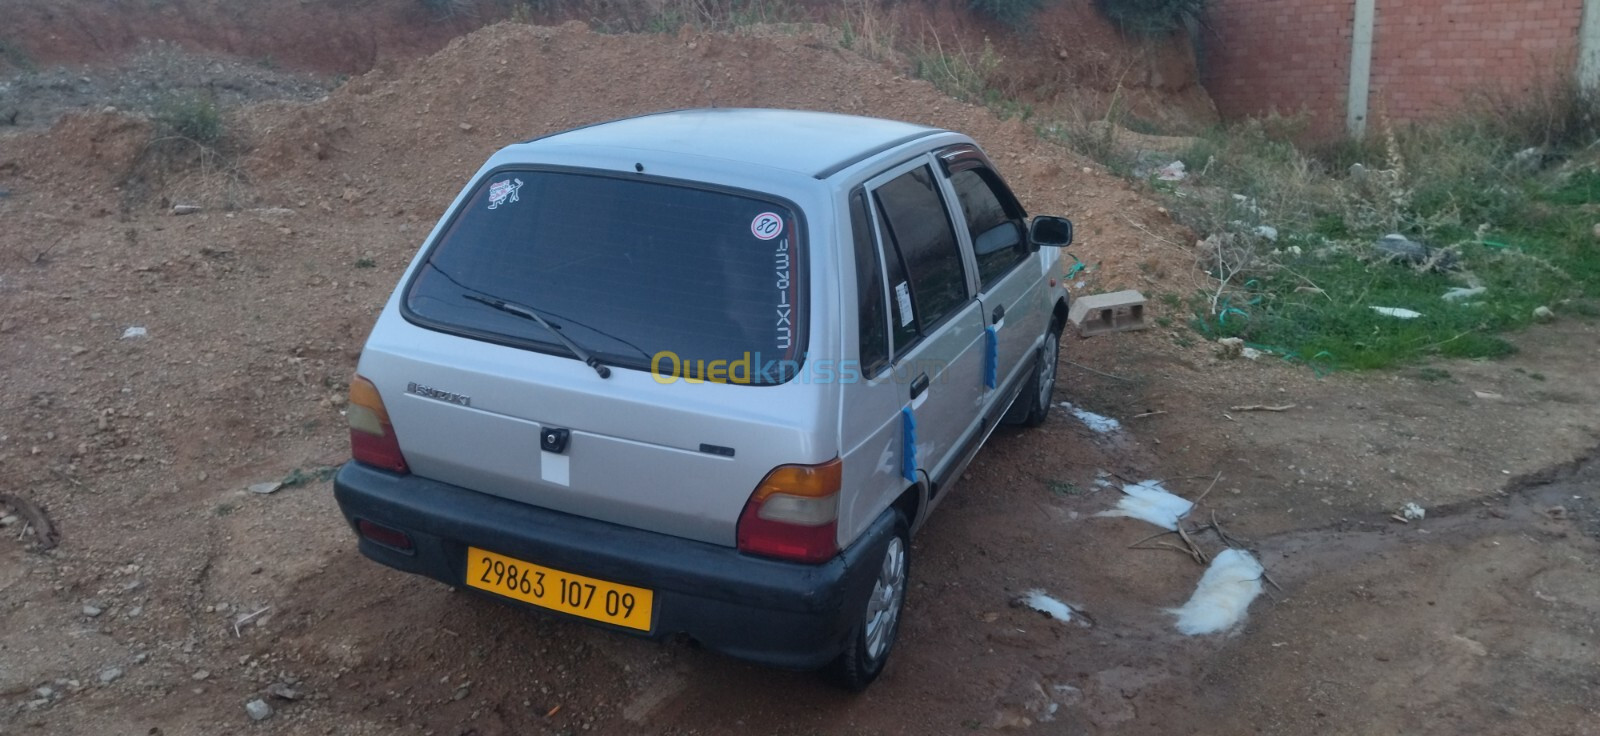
[463,294,611,379]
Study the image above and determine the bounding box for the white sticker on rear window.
[751,212,783,241]
[894,281,914,327]
[774,236,792,350]
[487,178,523,210]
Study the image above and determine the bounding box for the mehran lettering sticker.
[894,282,914,327]
[773,236,792,350]
[751,212,783,241]
[487,178,524,210]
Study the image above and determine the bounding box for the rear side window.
[404,170,804,384]
[875,205,920,357]
[849,191,889,378]
[950,169,1028,290]
[873,165,969,330]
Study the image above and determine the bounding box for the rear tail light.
[348,375,409,473]
[736,458,842,563]
[356,519,414,552]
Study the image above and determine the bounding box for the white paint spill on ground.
[1096,480,1193,530]
[1168,549,1265,635]
[1058,402,1121,433]
[1019,590,1077,623]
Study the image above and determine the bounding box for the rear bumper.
[332,461,892,670]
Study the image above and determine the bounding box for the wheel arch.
[892,475,930,535]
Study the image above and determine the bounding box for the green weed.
[910,36,1003,106]
[154,94,224,146]
[1097,0,1206,35]
[1413,367,1453,383]
[281,466,337,488]
[1048,480,1084,496]
[968,0,1048,29]
[1140,89,1600,373]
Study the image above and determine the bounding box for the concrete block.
[1068,290,1149,337]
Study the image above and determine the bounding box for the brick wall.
[1203,0,1586,137]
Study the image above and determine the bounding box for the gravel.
[245,698,274,721]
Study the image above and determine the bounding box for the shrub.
[1097,0,1206,35]
[1476,78,1600,152]
[968,0,1049,29]
[154,95,224,146]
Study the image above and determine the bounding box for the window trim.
[933,144,1029,219]
[397,163,811,386]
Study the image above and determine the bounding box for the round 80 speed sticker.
[750,212,784,241]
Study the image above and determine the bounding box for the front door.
[937,160,1047,404]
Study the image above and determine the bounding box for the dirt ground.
[1,20,1597,736]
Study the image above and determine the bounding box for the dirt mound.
[239,20,1190,295]
[0,21,1193,299]
[1,0,476,73]
[2,110,151,192]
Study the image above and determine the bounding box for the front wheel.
[829,515,909,691]
[1017,321,1061,427]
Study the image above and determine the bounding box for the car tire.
[830,513,910,691]
[1017,320,1062,427]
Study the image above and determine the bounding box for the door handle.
[991,304,1006,323]
[909,373,930,399]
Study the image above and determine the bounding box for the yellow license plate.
[465,547,654,631]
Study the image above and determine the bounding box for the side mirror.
[1029,216,1073,248]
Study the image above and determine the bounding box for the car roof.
[519,108,945,179]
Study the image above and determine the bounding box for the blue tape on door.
[901,407,917,483]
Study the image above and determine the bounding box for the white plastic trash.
[1370,307,1422,319]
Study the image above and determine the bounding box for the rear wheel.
[830,515,909,691]
[1018,321,1061,427]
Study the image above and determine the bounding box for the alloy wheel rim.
[863,536,906,661]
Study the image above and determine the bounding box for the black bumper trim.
[332,462,893,670]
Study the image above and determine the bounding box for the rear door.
[365,168,821,547]
[864,158,986,483]
[935,147,1045,405]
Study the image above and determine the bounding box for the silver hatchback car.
[333,108,1074,689]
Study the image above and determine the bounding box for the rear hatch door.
[365,167,822,547]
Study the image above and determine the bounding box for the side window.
[875,205,920,357]
[950,169,1028,291]
[873,165,970,333]
[849,191,889,378]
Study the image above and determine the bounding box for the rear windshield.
[403,169,805,385]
